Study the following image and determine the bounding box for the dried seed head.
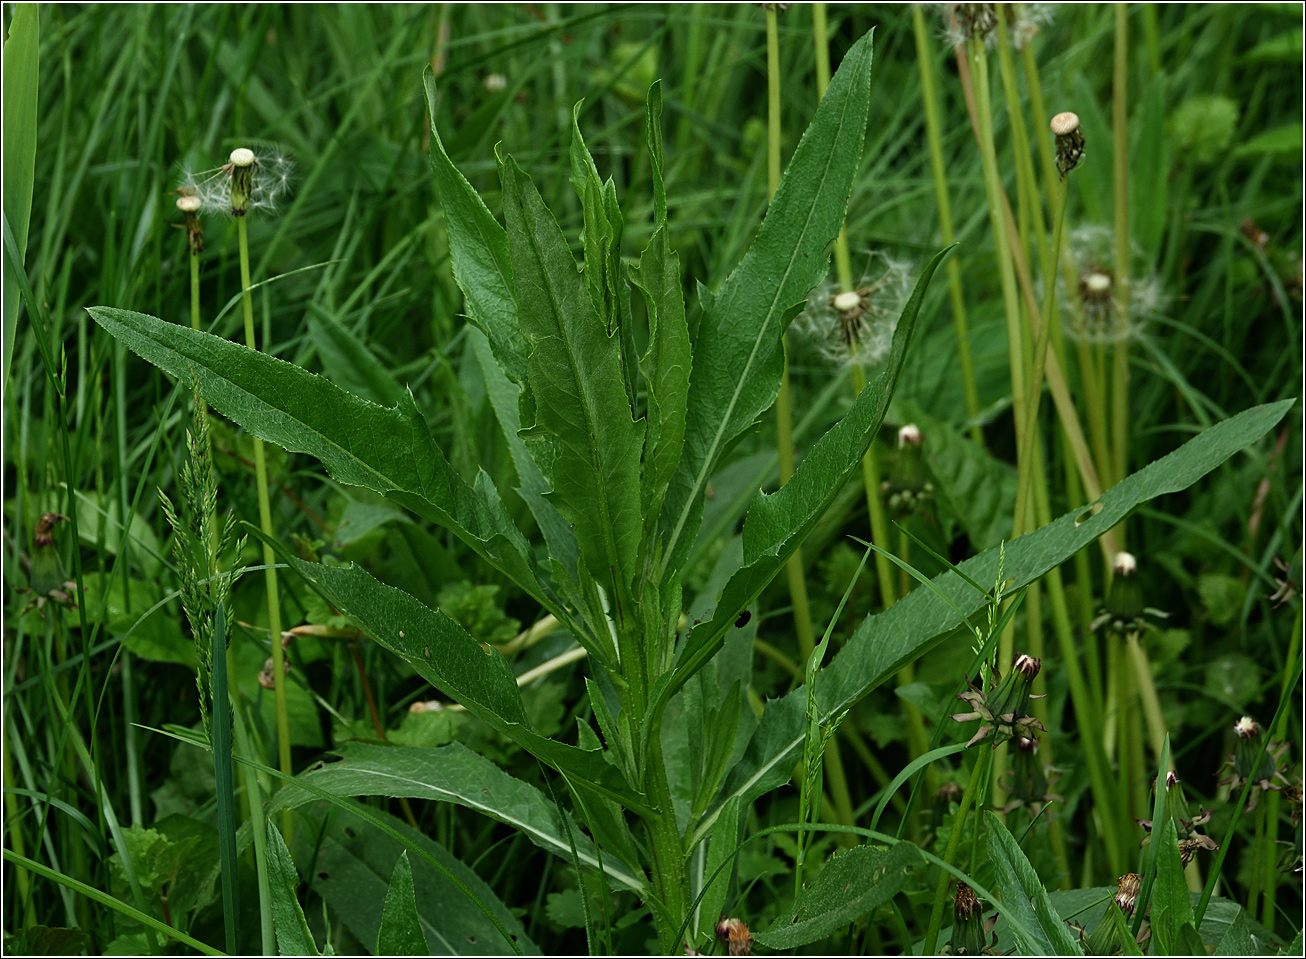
[898,423,923,448]
[833,290,862,312]
[1235,716,1261,739]
[1113,551,1137,576]
[795,252,912,370]
[1051,111,1086,178]
[483,73,507,93]
[1059,225,1166,345]
[176,194,202,214]
[1050,111,1080,137]
[229,147,256,168]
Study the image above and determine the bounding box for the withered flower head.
[1114,873,1142,917]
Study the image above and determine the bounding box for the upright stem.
[913,6,983,447]
[189,250,201,331]
[924,748,991,955]
[237,216,292,837]
[1110,3,1131,537]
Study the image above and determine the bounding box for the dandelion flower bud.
[948,882,994,955]
[1051,111,1085,179]
[898,423,923,448]
[1114,873,1142,917]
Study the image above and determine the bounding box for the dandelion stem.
[1110,3,1132,541]
[237,215,292,838]
[912,5,983,447]
[923,748,991,956]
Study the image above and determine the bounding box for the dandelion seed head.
[1059,225,1166,345]
[795,252,912,371]
[484,73,507,94]
[229,147,256,168]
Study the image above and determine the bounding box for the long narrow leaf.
[657,29,876,579]
[250,529,650,815]
[709,400,1292,822]
[87,306,544,605]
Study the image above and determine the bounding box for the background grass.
[4,3,1301,954]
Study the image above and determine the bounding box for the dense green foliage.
[4,4,1301,956]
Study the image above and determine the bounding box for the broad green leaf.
[985,812,1080,955]
[657,30,877,579]
[265,826,320,957]
[268,742,643,892]
[252,532,650,815]
[711,400,1292,821]
[307,304,403,407]
[1130,75,1169,262]
[500,153,645,605]
[1214,909,1256,956]
[2,4,38,392]
[290,801,537,956]
[912,404,1016,551]
[377,852,430,956]
[629,82,691,553]
[87,306,544,606]
[423,68,524,382]
[665,247,947,703]
[754,842,924,950]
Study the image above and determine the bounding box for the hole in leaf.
[1074,501,1104,526]
[317,871,330,880]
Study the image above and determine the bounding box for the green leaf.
[500,152,645,607]
[985,812,1080,955]
[265,826,320,957]
[251,531,650,815]
[1151,821,1192,955]
[267,741,644,892]
[1214,909,1256,956]
[753,842,923,950]
[307,304,404,407]
[1235,122,1305,158]
[905,405,1015,551]
[666,246,948,702]
[377,852,430,956]
[291,801,537,956]
[657,29,877,579]
[423,68,525,382]
[697,794,741,943]
[711,400,1292,822]
[2,3,38,392]
[629,83,691,551]
[87,306,544,604]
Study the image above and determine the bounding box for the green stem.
[237,216,292,839]
[1111,2,1131,538]
[644,730,687,952]
[233,700,276,957]
[189,249,201,331]
[913,5,982,447]
[1261,602,1302,932]
[768,4,817,663]
[212,606,240,954]
[924,748,990,956]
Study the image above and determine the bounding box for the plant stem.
[233,701,276,957]
[237,216,292,838]
[1110,2,1131,538]
[912,5,983,447]
[211,606,240,954]
[189,249,201,331]
[768,3,818,663]
[924,747,990,956]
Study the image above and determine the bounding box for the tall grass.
[4,4,1300,954]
